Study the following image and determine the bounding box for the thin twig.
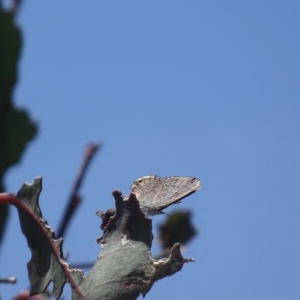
[56,142,101,238]
[0,277,17,284]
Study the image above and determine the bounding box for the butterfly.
[130,175,201,216]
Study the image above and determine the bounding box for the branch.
[56,142,100,238]
[0,276,17,284]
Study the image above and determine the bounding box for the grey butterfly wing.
[131,175,201,215]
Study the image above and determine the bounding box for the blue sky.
[1,1,300,299]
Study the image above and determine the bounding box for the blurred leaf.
[0,204,8,249]
[0,8,20,103]
[0,109,37,179]
[158,210,197,250]
[0,7,37,248]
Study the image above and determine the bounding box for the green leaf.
[0,9,20,103]
[81,191,194,299]
[16,178,84,299]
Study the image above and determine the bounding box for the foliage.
[0,3,199,299]
[0,4,37,247]
[0,178,197,299]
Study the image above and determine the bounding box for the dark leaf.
[16,178,84,299]
[0,7,37,248]
[158,210,197,250]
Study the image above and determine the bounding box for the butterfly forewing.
[131,176,201,212]
[159,176,200,208]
